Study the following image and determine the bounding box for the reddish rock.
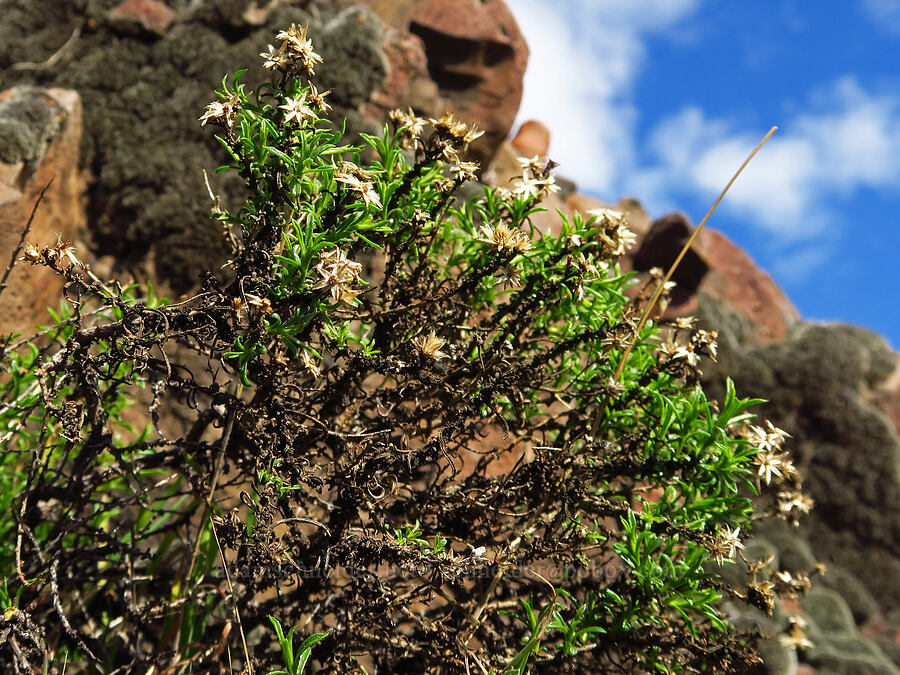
[874,360,900,437]
[694,226,801,344]
[363,28,442,128]
[407,0,528,165]
[108,0,176,37]
[360,0,528,165]
[0,87,86,336]
[511,120,550,159]
[632,213,800,344]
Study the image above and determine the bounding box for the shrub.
[0,23,812,674]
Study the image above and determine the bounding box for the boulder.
[0,87,85,336]
[510,119,550,159]
[365,0,528,166]
[409,0,527,165]
[108,0,177,37]
[631,213,800,344]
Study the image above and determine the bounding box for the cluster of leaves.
[0,24,811,674]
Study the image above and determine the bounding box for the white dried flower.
[754,449,785,485]
[199,92,241,128]
[708,526,744,565]
[412,333,448,360]
[280,94,316,125]
[589,208,637,256]
[312,248,363,305]
[335,163,382,210]
[478,223,532,254]
[300,350,321,378]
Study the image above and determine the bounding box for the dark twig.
[0,180,53,301]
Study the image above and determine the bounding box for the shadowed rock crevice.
[632,213,709,311]
[409,23,513,92]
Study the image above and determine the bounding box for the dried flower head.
[429,112,482,145]
[43,235,82,269]
[747,578,777,615]
[658,339,700,367]
[777,489,814,524]
[300,350,321,378]
[261,23,323,76]
[280,94,316,126]
[748,420,791,453]
[412,333,449,360]
[306,82,331,113]
[335,162,382,210]
[512,155,561,201]
[426,112,483,164]
[21,242,42,265]
[450,160,480,183]
[589,208,637,257]
[754,449,785,485]
[691,329,719,361]
[478,223,532,254]
[245,293,273,316]
[672,316,697,330]
[389,107,427,150]
[312,248,363,305]
[199,92,241,129]
[708,526,744,565]
[260,43,290,71]
[495,264,522,289]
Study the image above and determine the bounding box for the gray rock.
[802,588,857,636]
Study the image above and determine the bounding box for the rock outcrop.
[700,313,900,673]
[0,86,85,335]
[363,0,528,165]
[0,0,527,293]
[631,213,801,344]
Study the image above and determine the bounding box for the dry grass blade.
[615,125,778,383]
[210,518,253,675]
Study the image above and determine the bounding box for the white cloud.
[508,0,702,195]
[508,3,900,282]
[771,244,833,286]
[862,0,900,33]
[635,78,900,241]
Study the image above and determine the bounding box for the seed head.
[199,92,241,129]
[412,333,448,360]
[312,248,364,305]
[478,223,531,254]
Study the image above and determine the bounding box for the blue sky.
[508,0,900,348]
